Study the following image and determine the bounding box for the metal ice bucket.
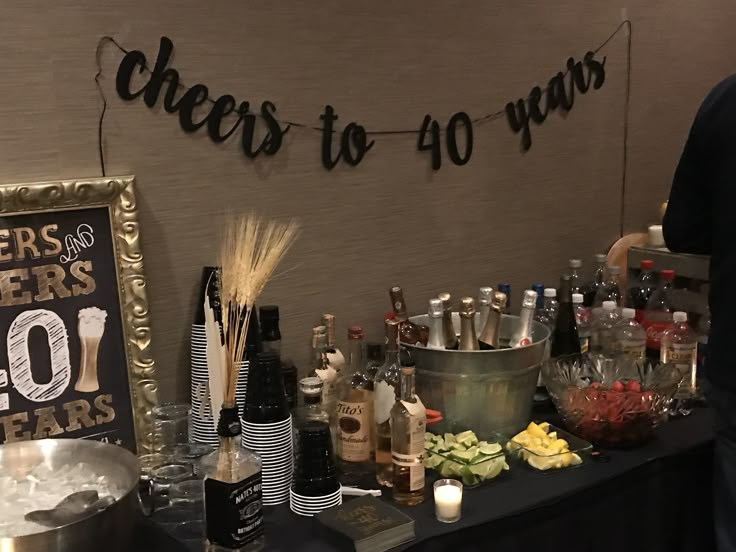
[0,439,141,552]
[406,313,550,437]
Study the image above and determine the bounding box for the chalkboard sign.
[0,176,158,453]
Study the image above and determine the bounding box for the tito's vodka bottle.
[458,297,480,351]
[374,319,402,487]
[511,290,538,348]
[391,363,426,506]
[479,291,506,350]
[426,298,446,349]
[335,326,374,483]
[437,292,459,350]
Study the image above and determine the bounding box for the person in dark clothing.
[663,74,736,552]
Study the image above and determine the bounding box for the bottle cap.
[544,288,557,298]
[438,292,452,310]
[428,298,444,318]
[460,297,475,317]
[348,326,364,339]
[497,283,511,294]
[401,365,416,376]
[640,260,654,270]
[602,301,616,310]
[312,325,326,336]
[622,308,636,319]
[648,225,665,247]
[661,269,675,280]
[479,287,493,305]
[568,259,582,269]
[594,253,608,263]
[522,290,538,309]
[673,311,687,323]
[608,265,621,275]
[259,305,279,321]
[531,283,545,294]
[300,376,323,395]
[385,312,395,321]
[493,291,508,308]
[572,293,584,304]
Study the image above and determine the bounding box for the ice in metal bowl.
[541,354,683,448]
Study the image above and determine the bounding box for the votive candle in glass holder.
[433,479,463,523]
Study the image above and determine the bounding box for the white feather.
[204,293,226,432]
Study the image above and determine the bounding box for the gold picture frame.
[0,175,158,453]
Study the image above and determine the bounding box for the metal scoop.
[25,491,115,528]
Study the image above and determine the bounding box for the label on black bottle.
[205,473,263,548]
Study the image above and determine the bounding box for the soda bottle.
[641,270,675,361]
[626,259,657,323]
[613,308,646,359]
[573,293,591,353]
[661,311,697,399]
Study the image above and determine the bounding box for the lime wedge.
[479,442,502,456]
[444,433,456,444]
[456,430,479,447]
[424,453,444,469]
[450,449,475,462]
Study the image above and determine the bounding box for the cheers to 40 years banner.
[0,208,136,449]
[103,21,628,172]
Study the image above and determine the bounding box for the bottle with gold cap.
[510,290,538,348]
[437,292,459,350]
[479,291,507,350]
[478,287,494,331]
[458,297,480,351]
[322,313,346,372]
[374,318,402,487]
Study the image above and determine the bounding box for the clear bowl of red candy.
[542,354,683,448]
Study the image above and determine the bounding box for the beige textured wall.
[0,1,733,402]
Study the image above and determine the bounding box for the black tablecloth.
[136,409,715,552]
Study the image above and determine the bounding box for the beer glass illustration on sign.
[74,307,108,392]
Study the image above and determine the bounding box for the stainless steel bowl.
[407,313,550,437]
[0,439,141,552]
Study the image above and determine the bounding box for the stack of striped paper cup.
[241,351,293,506]
[290,419,341,516]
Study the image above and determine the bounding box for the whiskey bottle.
[458,297,480,351]
[389,286,428,346]
[335,326,374,483]
[202,407,264,550]
[391,362,426,506]
[426,298,445,349]
[479,291,507,350]
[260,305,297,411]
[322,313,346,375]
[374,318,402,487]
[478,287,494,332]
[510,290,538,348]
[437,292,459,350]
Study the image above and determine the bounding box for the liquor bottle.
[510,290,538,348]
[365,342,383,385]
[498,283,512,314]
[572,293,591,353]
[479,291,506,350]
[594,266,623,306]
[568,259,584,295]
[322,313,346,374]
[613,308,646,359]
[391,362,426,506]
[626,260,658,323]
[550,276,581,357]
[374,319,402,487]
[642,269,675,361]
[309,326,339,445]
[584,253,608,307]
[426,298,446,350]
[531,283,545,310]
[437,292,459,350]
[389,286,428,346]
[661,312,698,399]
[590,301,619,354]
[458,297,480,351]
[478,287,494,332]
[295,377,329,426]
[260,305,297,411]
[202,407,264,550]
[335,326,374,481]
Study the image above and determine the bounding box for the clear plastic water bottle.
[573,293,591,353]
[594,266,623,306]
[661,311,697,400]
[613,308,646,359]
[591,301,620,354]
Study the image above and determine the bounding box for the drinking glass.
[152,403,191,453]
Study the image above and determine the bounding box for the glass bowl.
[541,354,683,448]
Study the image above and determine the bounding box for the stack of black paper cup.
[241,351,293,506]
[290,420,342,516]
[190,266,247,444]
